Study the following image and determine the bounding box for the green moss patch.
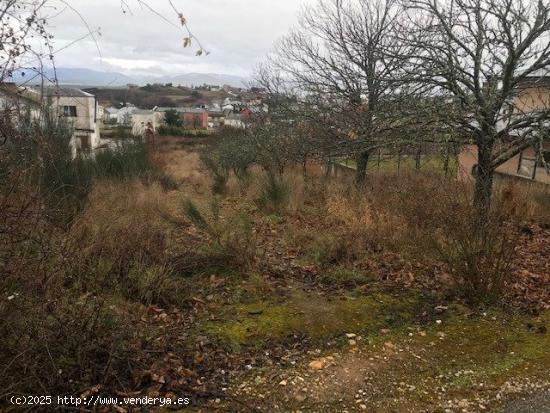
[202,289,424,349]
[419,310,550,387]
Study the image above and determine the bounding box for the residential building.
[38,87,102,154]
[2,86,104,155]
[208,109,231,129]
[458,73,550,185]
[104,107,119,123]
[0,83,40,118]
[152,106,208,130]
[225,112,245,129]
[131,109,165,136]
[182,108,208,130]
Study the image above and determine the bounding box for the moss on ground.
[418,310,550,387]
[218,299,549,411]
[202,288,425,349]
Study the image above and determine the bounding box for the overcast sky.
[44,0,313,78]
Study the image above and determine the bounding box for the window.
[62,105,77,117]
[537,151,550,167]
[518,156,536,178]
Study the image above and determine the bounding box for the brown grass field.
[1,135,549,412]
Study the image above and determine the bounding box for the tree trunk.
[415,145,422,170]
[473,143,494,229]
[355,150,370,184]
[443,141,452,177]
[324,158,332,179]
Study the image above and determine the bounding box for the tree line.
[254,0,550,226]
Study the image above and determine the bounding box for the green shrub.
[158,125,210,137]
[94,140,155,180]
[158,125,186,136]
[173,198,256,274]
[256,171,289,213]
[0,292,134,396]
[124,264,181,305]
[200,151,230,194]
[2,109,93,226]
[320,266,367,288]
[199,128,256,194]
[305,232,356,268]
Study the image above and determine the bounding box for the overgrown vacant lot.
[2,136,549,412]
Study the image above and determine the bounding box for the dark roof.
[181,108,207,114]
[34,87,94,98]
[154,107,206,114]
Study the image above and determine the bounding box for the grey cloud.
[46,0,313,77]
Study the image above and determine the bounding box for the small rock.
[279,380,287,386]
[309,359,326,370]
[346,333,357,338]
[380,328,391,334]
[348,339,357,346]
[384,341,397,351]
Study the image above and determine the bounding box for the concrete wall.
[50,95,100,155]
[131,112,165,136]
[458,143,550,185]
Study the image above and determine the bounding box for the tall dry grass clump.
[364,173,528,303]
[282,168,533,303]
[69,181,182,304]
[0,112,184,399]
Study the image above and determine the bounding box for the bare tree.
[404,0,550,224]
[262,0,415,183]
[0,1,53,84]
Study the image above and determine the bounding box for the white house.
[104,107,119,122]
[115,105,138,125]
[36,87,102,155]
[130,109,165,136]
[224,112,245,129]
[1,84,102,155]
[0,83,41,118]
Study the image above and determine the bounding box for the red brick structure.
[182,109,208,130]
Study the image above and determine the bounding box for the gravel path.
[495,390,550,413]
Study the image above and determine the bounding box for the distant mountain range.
[9,68,249,88]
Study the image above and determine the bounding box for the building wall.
[458,143,550,185]
[514,86,550,113]
[458,80,550,185]
[131,112,165,135]
[50,95,100,154]
[225,118,245,129]
[182,112,208,129]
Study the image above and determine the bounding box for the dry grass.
[2,138,546,403]
[69,181,175,292]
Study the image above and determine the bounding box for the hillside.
[9,68,248,88]
[85,84,253,109]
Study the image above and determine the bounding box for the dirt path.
[222,326,549,412]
